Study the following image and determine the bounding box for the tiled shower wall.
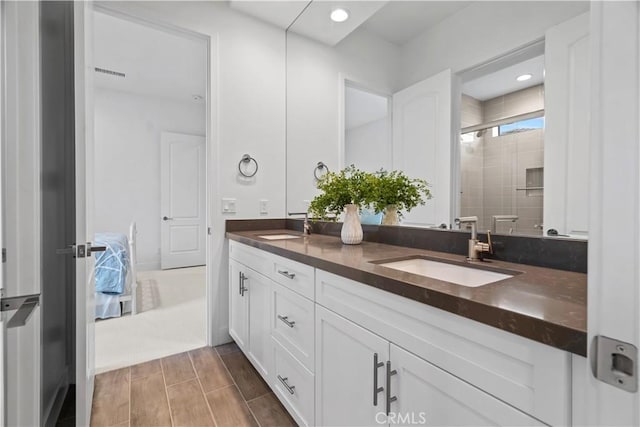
[460,85,544,235]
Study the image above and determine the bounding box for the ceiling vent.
[94,67,125,78]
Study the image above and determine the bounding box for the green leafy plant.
[308,165,375,221]
[371,170,431,216]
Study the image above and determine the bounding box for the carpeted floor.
[95,266,207,374]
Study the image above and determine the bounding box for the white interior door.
[543,12,590,238]
[583,1,640,425]
[160,132,206,269]
[393,69,453,227]
[75,2,96,425]
[1,2,42,425]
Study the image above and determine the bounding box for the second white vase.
[341,204,363,245]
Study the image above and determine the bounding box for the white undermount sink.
[375,257,515,287]
[257,233,302,240]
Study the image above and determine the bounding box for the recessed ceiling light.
[516,74,533,82]
[330,8,349,23]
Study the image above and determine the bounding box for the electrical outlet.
[259,199,268,215]
[222,198,236,213]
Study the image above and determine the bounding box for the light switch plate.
[259,199,268,214]
[222,198,236,214]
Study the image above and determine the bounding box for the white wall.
[400,1,590,88]
[94,88,206,270]
[345,118,390,173]
[286,28,400,213]
[96,1,287,345]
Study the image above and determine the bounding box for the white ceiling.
[228,0,310,30]
[362,1,472,45]
[288,1,389,46]
[462,55,545,101]
[94,11,207,102]
[345,86,388,130]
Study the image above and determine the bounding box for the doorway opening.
[92,10,210,373]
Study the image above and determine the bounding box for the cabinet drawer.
[316,269,570,426]
[269,253,314,300]
[229,241,271,277]
[272,282,315,372]
[272,341,315,427]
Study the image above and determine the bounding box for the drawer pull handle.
[277,375,296,395]
[277,315,296,328]
[278,270,296,279]
[373,353,384,406]
[386,361,397,416]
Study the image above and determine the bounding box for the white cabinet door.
[389,344,543,427]
[316,305,389,427]
[247,268,272,380]
[229,259,248,350]
[393,69,453,227]
[543,12,590,238]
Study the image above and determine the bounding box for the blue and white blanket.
[95,232,129,295]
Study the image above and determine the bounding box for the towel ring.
[314,161,329,180]
[238,154,258,177]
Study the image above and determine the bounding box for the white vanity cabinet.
[228,246,273,381]
[228,241,573,426]
[315,305,390,426]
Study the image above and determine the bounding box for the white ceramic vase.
[341,204,363,245]
[382,204,399,225]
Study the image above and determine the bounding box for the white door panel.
[160,132,206,269]
[585,2,640,425]
[544,12,590,238]
[75,2,95,425]
[2,2,42,425]
[393,69,452,227]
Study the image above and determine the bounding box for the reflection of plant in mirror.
[372,170,432,218]
[308,165,375,221]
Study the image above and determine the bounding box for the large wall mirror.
[286,1,590,239]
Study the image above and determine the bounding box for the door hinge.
[2,248,6,263]
[591,335,638,392]
[208,227,212,235]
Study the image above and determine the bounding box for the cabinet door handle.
[239,272,248,296]
[373,353,384,406]
[386,361,397,415]
[277,270,296,279]
[277,315,296,328]
[277,375,296,395]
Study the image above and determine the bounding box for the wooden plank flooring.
[91,343,296,427]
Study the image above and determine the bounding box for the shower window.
[499,116,545,136]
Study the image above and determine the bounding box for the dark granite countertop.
[226,229,587,356]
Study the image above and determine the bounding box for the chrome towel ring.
[314,161,329,180]
[238,154,258,177]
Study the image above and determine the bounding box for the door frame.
[90,6,218,345]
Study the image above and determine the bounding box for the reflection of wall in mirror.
[344,85,391,172]
[460,85,544,236]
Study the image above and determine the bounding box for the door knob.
[163,216,173,221]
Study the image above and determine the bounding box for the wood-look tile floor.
[90,343,297,427]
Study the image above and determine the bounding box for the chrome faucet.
[288,212,311,235]
[457,216,493,261]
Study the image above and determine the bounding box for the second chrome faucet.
[457,216,493,261]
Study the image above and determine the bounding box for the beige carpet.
[95,266,207,374]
